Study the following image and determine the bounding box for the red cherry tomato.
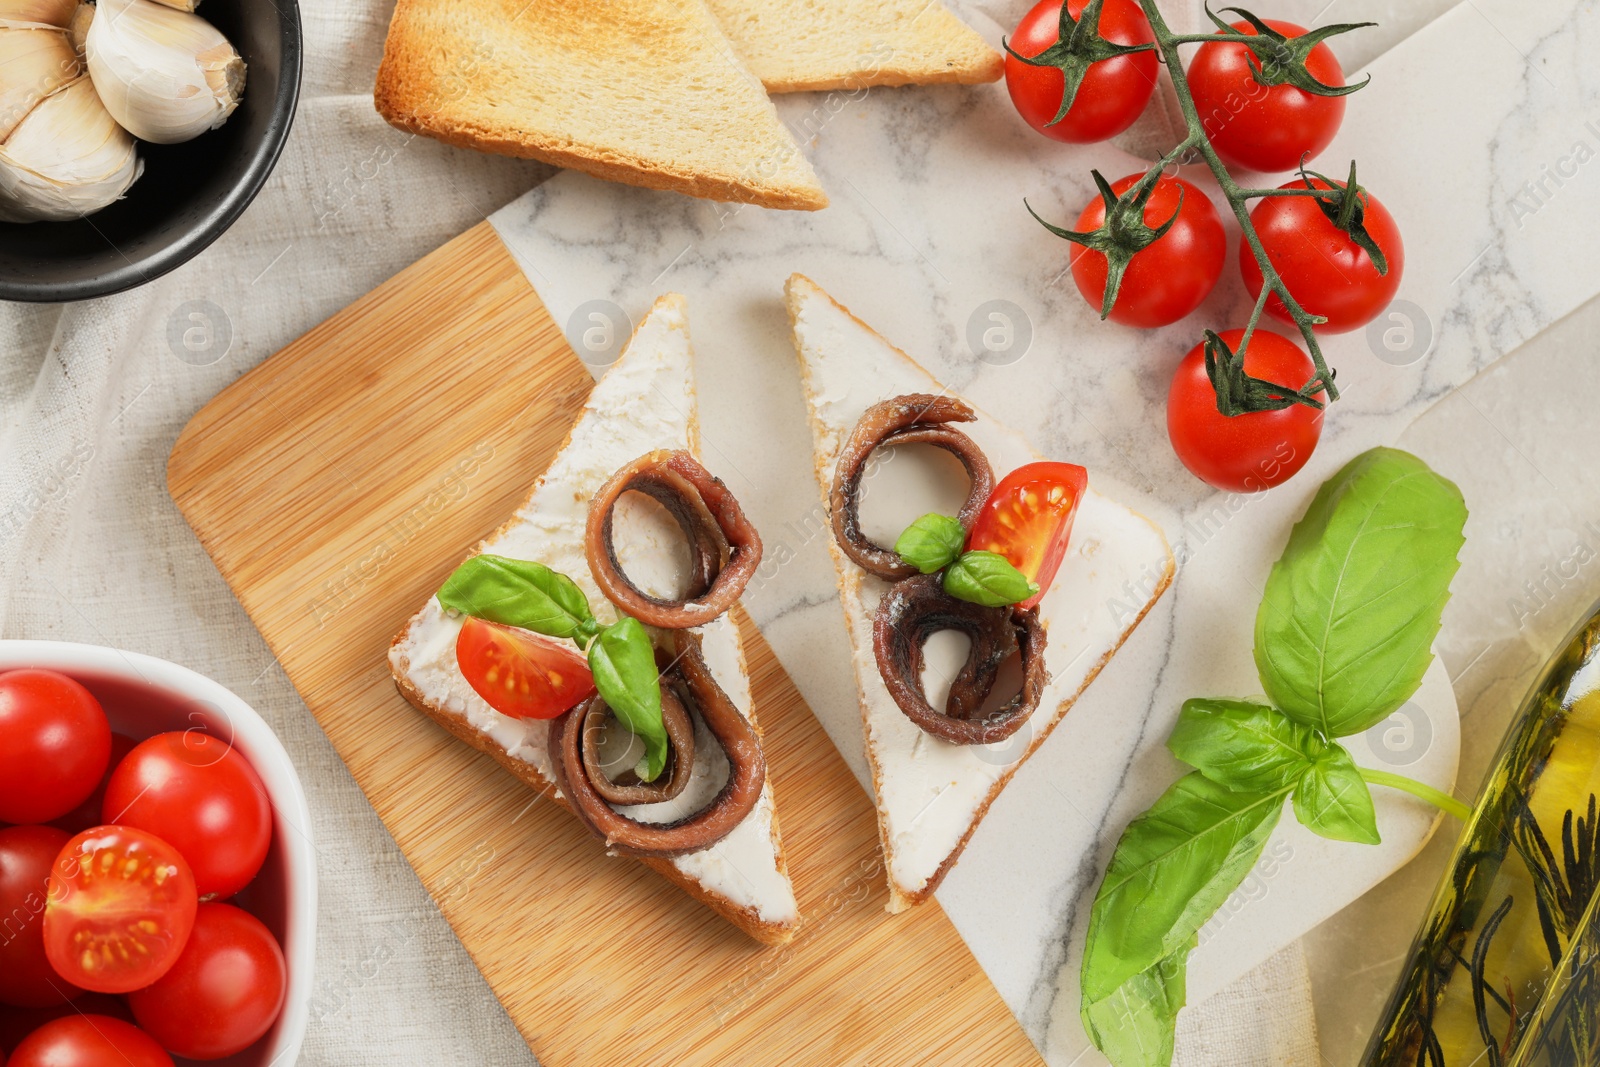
[128,903,286,1060]
[0,671,111,825]
[102,733,271,901]
[1241,176,1404,333]
[1167,328,1323,492]
[965,462,1087,610]
[43,827,197,995]
[1069,174,1226,327]
[1005,0,1157,143]
[0,995,133,1056]
[0,827,82,1008]
[6,1015,171,1067]
[51,735,138,837]
[1187,20,1347,173]
[456,617,596,720]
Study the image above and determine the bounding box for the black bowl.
[0,0,302,302]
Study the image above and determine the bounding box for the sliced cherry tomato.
[965,462,1087,610]
[1187,20,1346,173]
[7,1015,171,1067]
[103,732,271,901]
[0,670,111,825]
[0,826,82,1008]
[51,735,137,837]
[1166,328,1323,492]
[0,995,133,1056]
[456,617,596,720]
[1069,174,1226,327]
[43,827,197,995]
[128,902,286,1060]
[1241,175,1404,333]
[1005,0,1158,144]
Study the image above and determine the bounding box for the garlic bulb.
[84,0,243,144]
[0,75,141,222]
[0,0,78,27]
[0,26,80,140]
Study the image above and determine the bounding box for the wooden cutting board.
[168,222,1042,1067]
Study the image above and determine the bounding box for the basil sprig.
[893,512,1038,608]
[436,553,669,781]
[1081,448,1467,1066]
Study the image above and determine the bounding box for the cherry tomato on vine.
[966,462,1087,610]
[103,732,271,901]
[1187,20,1347,173]
[1167,328,1323,492]
[43,827,197,995]
[6,1015,172,1067]
[1005,0,1158,143]
[0,670,111,825]
[128,902,286,1060]
[1069,174,1225,327]
[457,617,596,720]
[1241,175,1404,333]
[0,826,82,1008]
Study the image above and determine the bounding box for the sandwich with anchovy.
[389,294,798,944]
[785,274,1173,911]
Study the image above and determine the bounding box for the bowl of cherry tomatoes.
[0,642,315,1066]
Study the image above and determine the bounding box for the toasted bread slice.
[373,0,827,211]
[784,275,1173,911]
[389,295,799,944]
[707,0,1002,91]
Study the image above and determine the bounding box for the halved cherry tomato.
[43,827,197,995]
[0,826,82,1008]
[965,462,1087,610]
[456,617,596,720]
[7,1015,172,1067]
[0,670,111,825]
[103,732,271,901]
[129,903,286,1060]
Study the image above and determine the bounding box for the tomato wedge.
[965,462,1087,610]
[43,827,198,995]
[456,617,596,720]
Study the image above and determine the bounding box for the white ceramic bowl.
[0,641,315,1066]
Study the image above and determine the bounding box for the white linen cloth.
[0,0,1457,1062]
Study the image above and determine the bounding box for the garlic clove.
[0,26,80,141]
[0,75,141,222]
[84,0,243,145]
[0,0,78,28]
[67,0,88,55]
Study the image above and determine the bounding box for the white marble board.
[486,0,1600,1060]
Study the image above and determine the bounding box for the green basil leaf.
[943,550,1039,607]
[1167,698,1324,794]
[1292,743,1380,845]
[894,513,967,574]
[1080,772,1284,1006]
[1081,940,1191,1067]
[1254,448,1466,737]
[586,617,667,781]
[438,554,594,642]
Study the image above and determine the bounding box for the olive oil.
[1364,603,1600,1066]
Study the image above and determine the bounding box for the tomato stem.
[1132,0,1355,408]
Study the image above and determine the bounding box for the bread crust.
[784,273,1175,910]
[372,0,828,212]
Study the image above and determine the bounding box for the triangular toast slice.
[389,295,799,944]
[374,0,827,211]
[705,0,1002,92]
[784,274,1173,911]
